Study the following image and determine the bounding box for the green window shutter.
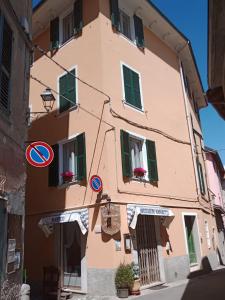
[146,140,158,182]
[50,17,59,49]
[59,69,76,113]
[110,0,120,31]
[74,0,83,35]
[120,130,132,177]
[134,15,144,48]
[197,160,205,195]
[48,144,59,187]
[0,16,12,113]
[77,133,86,181]
[132,71,142,109]
[123,65,142,109]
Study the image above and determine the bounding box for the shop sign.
[101,204,121,236]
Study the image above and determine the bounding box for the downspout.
[178,55,201,196]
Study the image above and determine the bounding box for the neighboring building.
[205,148,225,264]
[0,0,32,298]
[26,0,218,298]
[207,0,225,120]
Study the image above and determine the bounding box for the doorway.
[136,215,161,286]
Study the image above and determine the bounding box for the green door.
[185,216,197,264]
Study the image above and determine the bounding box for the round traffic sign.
[90,175,103,193]
[26,141,54,168]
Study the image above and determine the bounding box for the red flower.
[133,168,146,177]
[61,171,74,178]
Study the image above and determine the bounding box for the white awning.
[127,204,174,229]
[38,208,89,237]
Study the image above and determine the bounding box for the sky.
[32,0,225,164]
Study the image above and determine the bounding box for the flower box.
[133,167,146,178]
[61,171,74,183]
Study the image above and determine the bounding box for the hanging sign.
[26,141,54,168]
[90,175,103,193]
[101,204,121,236]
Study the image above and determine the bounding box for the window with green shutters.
[50,17,59,49]
[109,0,145,48]
[197,159,206,195]
[120,130,158,182]
[0,12,13,114]
[122,64,142,110]
[59,69,76,113]
[50,1,83,48]
[49,134,86,186]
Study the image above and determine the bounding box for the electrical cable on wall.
[33,45,111,101]
[110,107,191,146]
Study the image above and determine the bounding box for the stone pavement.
[134,267,225,300]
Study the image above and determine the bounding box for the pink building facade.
[205,148,225,264]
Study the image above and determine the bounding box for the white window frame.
[126,130,149,180]
[120,62,144,113]
[118,0,137,45]
[182,212,202,271]
[59,5,74,47]
[58,133,81,186]
[204,220,211,249]
[57,65,78,115]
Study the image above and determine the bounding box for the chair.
[43,266,60,300]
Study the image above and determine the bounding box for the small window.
[63,12,74,43]
[0,15,13,114]
[119,10,131,40]
[197,160,205,195]
[59,69,76,113]
[130,136,144,171]
[122,64,142,110]
[62,139,77,182]
[57,133,86,186]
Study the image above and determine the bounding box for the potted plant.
[133,168,146,179]
[61,171,74,183]
[130,263,141,295]
[115,263,134,298]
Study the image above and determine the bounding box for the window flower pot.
[61,171,74,183]
[133,167,146,179]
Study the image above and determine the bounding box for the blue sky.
[32,0,225,164]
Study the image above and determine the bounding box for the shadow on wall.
[181,256,225,300]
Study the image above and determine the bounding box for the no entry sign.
[26,141,54,168]
[90,175,103,193]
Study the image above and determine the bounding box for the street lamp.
[40,88,56,112]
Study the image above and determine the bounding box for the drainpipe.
[178,58,201,196]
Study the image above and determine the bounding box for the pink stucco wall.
[206,152,224,208]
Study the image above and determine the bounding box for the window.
[59,68,76,113]
[130,136,144,170]
[120,130,158,181]
[63,12,74,43]
[197,160,205,195]
[62,139,78,181]
[205,220,211,249]
[119,10,131,40]
[50,0,83,49]
[48,133,86,187]
[122,64,142,110]
[110,0,145,48]
[0,13,13,114]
